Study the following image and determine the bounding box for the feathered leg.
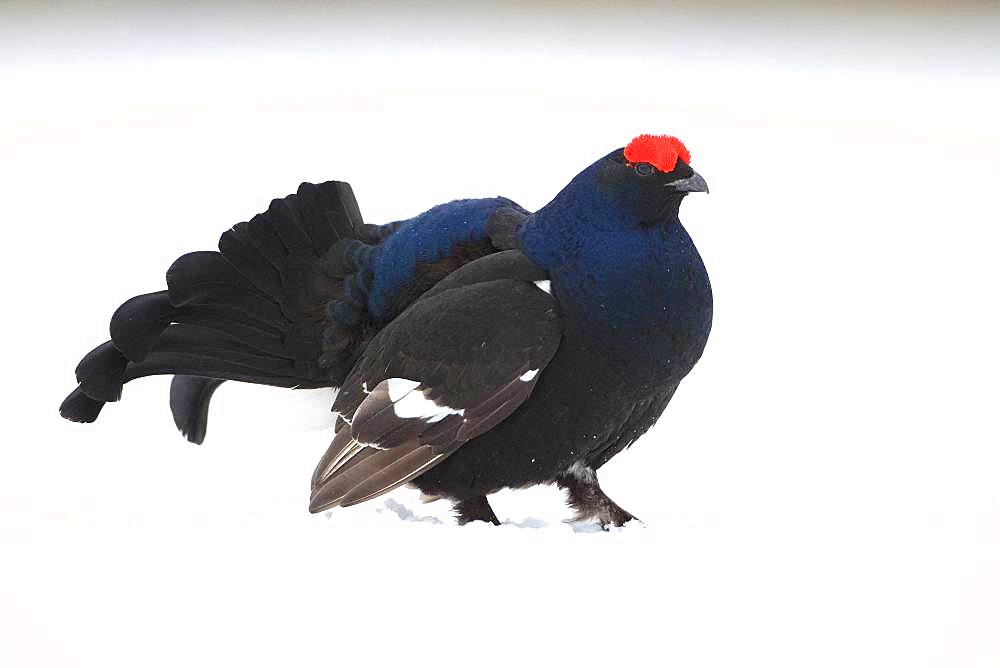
[556,464,639,529]
[452,496,501,526]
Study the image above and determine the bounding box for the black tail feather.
[59,386,106,423]
[121,325,326,386]
[75,341,128,401]
[217,223,284,299]
[110,291,174,362]
[167,251,286,322]
[170,376,225,444]
[61,180,370,432]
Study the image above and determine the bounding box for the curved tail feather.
[59,386,107,423]
[169,376,226,444]
[60,180,379,435]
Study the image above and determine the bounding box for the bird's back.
[344,196,527,326]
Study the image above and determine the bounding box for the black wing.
[309,270,559,511]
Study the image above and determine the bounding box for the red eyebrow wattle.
[623,134,691,172]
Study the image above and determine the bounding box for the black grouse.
[60,134,713,527]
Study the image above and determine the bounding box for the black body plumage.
[61,137,713,527]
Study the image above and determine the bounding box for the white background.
[1,3,998,667]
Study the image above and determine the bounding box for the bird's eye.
[635,162,654,176]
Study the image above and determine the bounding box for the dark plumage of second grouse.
[60,134,713,527]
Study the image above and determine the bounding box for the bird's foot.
[568,497,640,530]
[557,463,640,530]
[583,500,639,529]
[452,495,501,526]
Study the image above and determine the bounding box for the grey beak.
[666,171,709,194]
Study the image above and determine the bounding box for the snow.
[1,3,998,668]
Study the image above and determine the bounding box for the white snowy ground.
[1,3,998,667]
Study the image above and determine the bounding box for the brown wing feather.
[310,425,357,492]
[309,439,445,511]
[339,446,447,507]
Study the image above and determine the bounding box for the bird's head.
[521,134,709,270]
[592,134,708,226]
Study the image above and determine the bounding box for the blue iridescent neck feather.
[518,154,713,376]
